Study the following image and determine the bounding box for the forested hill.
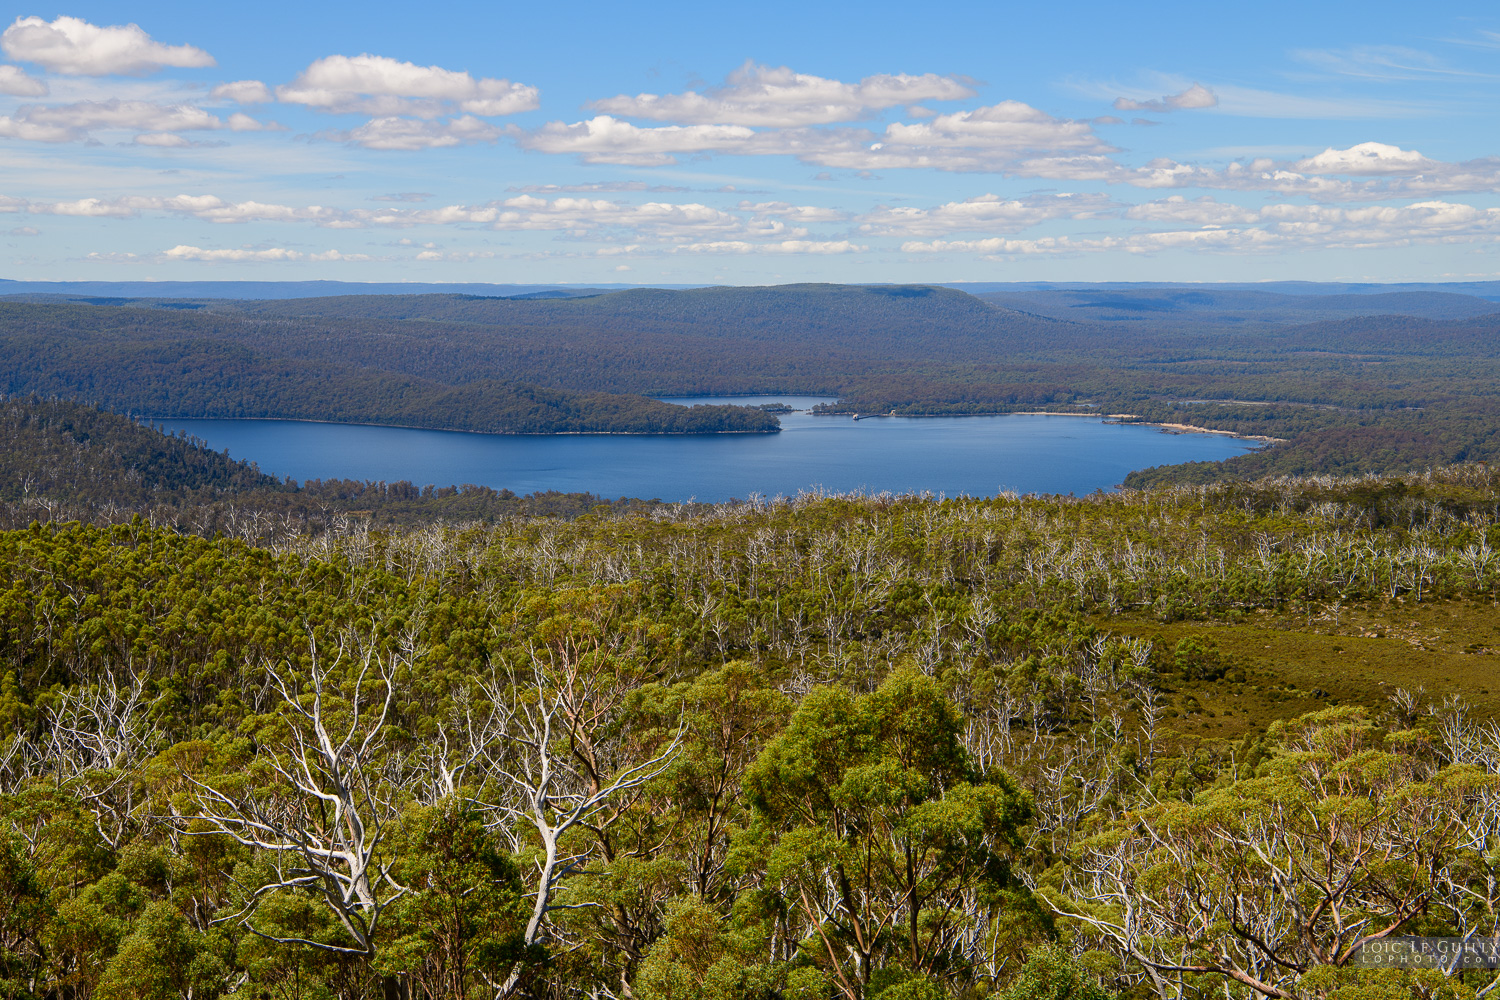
[0,301,779,435]
[226,282,1063,351]
[11,283,1500,480]
[0,395,287,504]
[0,396,666,529]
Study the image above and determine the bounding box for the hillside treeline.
[8,283,1500,479]
[0,397,671,531]
[5,459,1500,1000]
[0,303,778,436]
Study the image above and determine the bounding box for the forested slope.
[0,397,667,529]
[10,284,1500,478]
[4,461,1500,1000]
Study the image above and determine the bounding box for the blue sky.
[2,0,1499,284]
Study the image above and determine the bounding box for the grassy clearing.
[1107,598,1500,741]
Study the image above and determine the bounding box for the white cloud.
[520,101,1107,173]
[1113,83,1218,113]
[336,115,502,150]
[738,200,848,222]
[372,195,754,239]
[1122,195,1259,225]
[901,198,1500,257]
[23,194,349,226]
[0,64,46,96]
[134,132,200,147]
[859,192,1111,236]
[1,15,213,75]
[1087,145,1500,200]
[883,102,1105,151]
[163,244,372,262]
[226,112,275,131]
[1294,141,1435,175]
[670,239,867,254]
[508,181,691,193]
[804,103,1111,172]
[1070,76,1427,120]
[589,61,974,126]
[0,116,77,142]
[278,54,538,117]
[211,79,273,104]
[37,197,143,218]
[27,99,224,131]
[518,115,757,164]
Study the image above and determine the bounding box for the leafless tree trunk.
[478,650,683,999]
[181,628,407,959]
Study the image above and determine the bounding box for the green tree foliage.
[745,672,1035,996]
[5,459,1500,999]
[377,805,532,1000]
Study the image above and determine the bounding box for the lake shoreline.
[157,400,1259,501]
[138,414,781,437]
[816,408,1284,445]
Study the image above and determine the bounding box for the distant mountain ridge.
[6,281,1500,481]
[6,277,1500,302]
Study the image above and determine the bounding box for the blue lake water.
[157,395,1257,502]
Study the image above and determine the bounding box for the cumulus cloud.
[859,192,1112,236]
[519,115,758,165]
[211,79,273,104]
[508,181,691,193]
[1122,195,1259,225]
[278,54,538,117]
[0,116,77,142]
[0,98,251,143]
[15,186,851,244]
[330,115,502,150]
[521,101,1108,172]
[1113,83,1218,113]
[804,102,1111,173]
[901,198,1500,257]
[0,79,282,145]
[738,200,848,223]
[22,194,349,226]
[364,195,755,240]
[589,60,974,126]
[34,197,143,218]
[2,15,214,75]
[670,239,867,254]
[0,64,46,96]
[1094,144,1500,200]
[164,244,371,262]
[1293,141,1435,174]
[22,99,224,132]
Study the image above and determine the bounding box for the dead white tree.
[181,628,407,958]
[477,649,684,998]
[38,668,160,848]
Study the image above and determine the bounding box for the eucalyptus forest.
[5,389,1500,1000]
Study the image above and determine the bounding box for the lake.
[157,396,1258,502]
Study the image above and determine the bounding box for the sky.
[2,0,1499,285]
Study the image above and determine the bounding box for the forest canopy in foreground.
[6,281,1500,479]
[5,439,1500,1000]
